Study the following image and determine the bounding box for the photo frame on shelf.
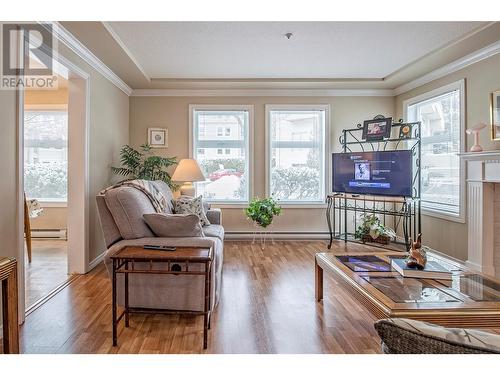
[399,123,413,139]
[362,117,392,141]
[148,127,168,148]
[491,90,500,140]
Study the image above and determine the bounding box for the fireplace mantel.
[459,150,500,277]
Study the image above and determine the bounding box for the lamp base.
[179,182,195,197]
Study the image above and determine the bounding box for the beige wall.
[130,96,395,233]
[395,53,500,260]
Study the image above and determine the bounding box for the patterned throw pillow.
[174,195,211,226]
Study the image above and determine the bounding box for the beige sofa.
[96,181,224,312]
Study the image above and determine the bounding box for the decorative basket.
[362,234,390,245]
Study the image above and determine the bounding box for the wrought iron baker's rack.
[326,116,422,252]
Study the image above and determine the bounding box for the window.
[405,80,464,221]
[266,105,329,204]
[24,109,68,202]
[198,149,205,155]
[191,105,252,203]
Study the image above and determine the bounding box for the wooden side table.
[110,246,213,349]
[0,257,19,354]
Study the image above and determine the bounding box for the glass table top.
[362,275,460,303]
[334,253,500,303]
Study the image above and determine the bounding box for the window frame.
[24,104,69,207]
[265,104,330,208]
[189,104,254,206]
[403,79,466,223]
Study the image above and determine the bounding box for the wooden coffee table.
[315,250,500,328]
[110,246,213,349]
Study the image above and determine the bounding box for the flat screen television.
[332,150,413,197]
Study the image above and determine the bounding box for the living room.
[1,1,500,372]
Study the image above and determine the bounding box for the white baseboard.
[88,252,106,271]
[225,231,330,240]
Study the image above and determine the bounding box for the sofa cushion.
[374,318,500,354]
[143,213,204,237]
[104,187,155,239]
[174,195,210,226]
[202,224,225,241]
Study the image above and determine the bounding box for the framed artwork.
[362,117,393,141]
[148,127,168,148]
[491,90,500,140]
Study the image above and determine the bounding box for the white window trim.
[189,104,254,206]
[265,104,331,208]
[403,79,466,223]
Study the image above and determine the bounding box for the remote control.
[143,245,176,251]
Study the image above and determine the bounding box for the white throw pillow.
[174,195,211,226]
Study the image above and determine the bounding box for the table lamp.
[171,158,206,196]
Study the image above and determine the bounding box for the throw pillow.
[174,195,211,226]
[143,213,204,237]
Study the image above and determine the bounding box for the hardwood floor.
[25,239,69,309]
[20,240,383,354]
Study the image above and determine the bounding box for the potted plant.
[354,213,396,245]
[111,144,178,189]
[245,197,282,228]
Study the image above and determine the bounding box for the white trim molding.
[48,22,133,96]
[395,41,500,96]
[88,251,106,271]
[101,22,151,82]
[225,231,330,240]
[131,89,394,97]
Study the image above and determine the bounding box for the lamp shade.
[171,158,206,182]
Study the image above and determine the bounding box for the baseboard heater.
[30,229,67,239]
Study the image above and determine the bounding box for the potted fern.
[111,144,178,189]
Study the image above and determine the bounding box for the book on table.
[391,258,452,280]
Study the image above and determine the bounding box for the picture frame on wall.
[362,117,393,141]
[491,90,500,140]
[148,127,168,148]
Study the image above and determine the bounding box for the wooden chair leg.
[24,194,32,263]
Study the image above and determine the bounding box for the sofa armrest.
[206,208,222,225]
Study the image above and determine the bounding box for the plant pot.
[362,234,390,245]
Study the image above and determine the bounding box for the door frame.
[16,32,91,318]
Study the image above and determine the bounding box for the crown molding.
[131,88,395,97]
[394,40,500,96]
[50,22,133,96]
[101,21,151,82]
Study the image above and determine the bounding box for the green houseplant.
[245,197,282,228]
[111,144,178,189]
[354,213,396,245]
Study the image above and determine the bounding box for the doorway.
[17,38,90,316]
[23,78,70,309]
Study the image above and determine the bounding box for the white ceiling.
[106,22,484,79]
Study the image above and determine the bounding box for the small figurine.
[406,234,427,270]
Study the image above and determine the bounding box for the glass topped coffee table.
[315,251,500,327]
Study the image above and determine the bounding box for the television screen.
[332,150,413,197]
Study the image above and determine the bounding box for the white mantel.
[459,150,500,277]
